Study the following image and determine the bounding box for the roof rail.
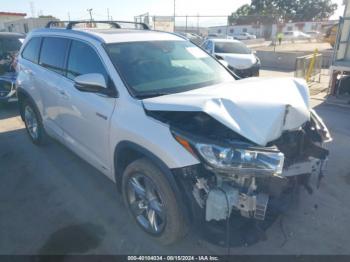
[45,20,150,30]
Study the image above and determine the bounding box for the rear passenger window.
[67,40,108,81]
[22,37,41,63]
[39,37,70,75]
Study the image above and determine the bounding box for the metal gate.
[295,50,323,83]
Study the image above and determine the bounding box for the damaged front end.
[147,109,331,238]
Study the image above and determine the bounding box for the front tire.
[122,158,187,245]
[21,98,46,145]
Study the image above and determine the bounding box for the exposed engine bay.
[147,109,332,223]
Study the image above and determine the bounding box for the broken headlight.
[195,143,284,176]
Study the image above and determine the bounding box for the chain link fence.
[135,14,234,36]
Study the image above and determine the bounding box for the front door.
[59,40,116,172]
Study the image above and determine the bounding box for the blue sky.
[1,0,345,24]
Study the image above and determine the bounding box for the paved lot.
[1,96,350,254]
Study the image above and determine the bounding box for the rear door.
[36,37,70,137]
[58,40,116,171]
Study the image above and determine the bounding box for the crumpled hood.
[143,77,311,146]
[217,53,257,69]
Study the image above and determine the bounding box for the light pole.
[173,0,176,32]
[87,8,93,22]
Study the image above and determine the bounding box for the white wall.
[0,15,26,31]
[209,21,335,39]
[4,18,57,33]
[335,0,350,62]
[208,25,264,37]
[345,0,350,16]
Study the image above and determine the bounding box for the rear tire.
[21,98,47,145]
[122,158,187,245]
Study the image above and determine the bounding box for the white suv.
[17,21,332,245]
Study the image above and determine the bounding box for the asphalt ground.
[1,89,350,255]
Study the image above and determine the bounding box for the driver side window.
[67,40,108,81]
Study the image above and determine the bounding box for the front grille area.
[229,65,260,78]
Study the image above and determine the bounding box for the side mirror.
[74,73,107,93]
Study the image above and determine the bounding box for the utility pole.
[87,8,93,22]
[107,8,110,21]
[68,12,71,21]
[29,1,36,18]
[197,14,199,35]
[173,0,176,32]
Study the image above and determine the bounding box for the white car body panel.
[202,39,257,70]
[109,97,200,178]
[79,29,185,43]
[143,77,310,146]
[216,53,257,70]
[58,77,117,173]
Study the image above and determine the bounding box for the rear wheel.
[122,158,187,245]
[22,99,46,145]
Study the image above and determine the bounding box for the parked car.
[0,32,25,103]
[283,31,312,42]
[206,33,221,39]
[201,39,260,78]
[206,34,235,41]
[175,32,203,46]
[17,21,332,245]
[306,31,322,39]
[233,32,257,40]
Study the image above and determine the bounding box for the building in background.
[4,17,59,34]
[271,20,338,37]
[0,12,26,31]
[153,16,174,32]
[209,24,262,37]
[208,20,338,39]
[175,26,208,36]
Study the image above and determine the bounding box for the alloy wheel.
[24,105,39,140]
[126,173,166,235]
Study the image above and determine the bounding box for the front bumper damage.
[170,110,331,246]
[174,151,329,246]
[204,157,327,223]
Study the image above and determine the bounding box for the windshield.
[214,42,251,54]
[106,41,234,98]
